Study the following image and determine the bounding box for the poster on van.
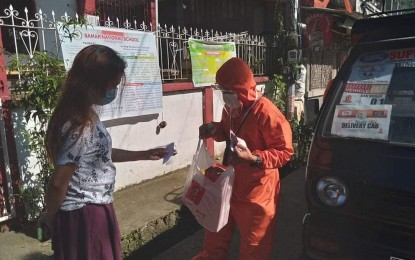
[331,104,392,140]
[340,83,388,105]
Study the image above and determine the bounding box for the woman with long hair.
[39,44,168,259]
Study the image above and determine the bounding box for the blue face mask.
[101,88,118,105]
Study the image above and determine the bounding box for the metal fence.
[0,4,268,83]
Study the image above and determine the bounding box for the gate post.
[150,0,156,31]
[0,28,8,224]
[0,28,23,226]
[77,0,96,15]
[203,87,214,157]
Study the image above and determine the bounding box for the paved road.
[152,167,307,260]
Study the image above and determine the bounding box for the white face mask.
[222,92,241,110]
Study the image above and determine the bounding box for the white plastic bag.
[182,140,235,232]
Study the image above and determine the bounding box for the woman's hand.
[147,148,167,160]
[112,147,176,162]
[40,164,75,241]
[146,147,172,160]
[37,212,55,241]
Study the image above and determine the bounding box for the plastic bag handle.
[192,138,203,173]
[195,138,202,155]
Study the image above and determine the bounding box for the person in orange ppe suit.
[193,57,294,260]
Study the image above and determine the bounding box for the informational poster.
[331,105,392,140]
[188,38,236,87]
[58,25,162,120]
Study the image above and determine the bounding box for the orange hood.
[216,58,257,105]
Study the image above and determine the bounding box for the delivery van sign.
[331,105,392,140]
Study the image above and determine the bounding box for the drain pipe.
[286,0,299,120]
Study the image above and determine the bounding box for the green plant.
[6,18,89,220]
[8,51,66,219]
[251,59,264,73]
[267,73,313,171]
[287,116,314,169]
[273,2,286,51]
[58,16,89,41]
[267,74,287,114]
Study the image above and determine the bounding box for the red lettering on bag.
[185,180,205,205]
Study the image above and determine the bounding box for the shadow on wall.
[102,113,159,128]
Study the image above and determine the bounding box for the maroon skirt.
[52,203,122,260]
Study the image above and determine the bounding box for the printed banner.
[331,105,392,140]
[188,38,236,87]
[58,24,162,121]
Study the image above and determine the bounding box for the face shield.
[222,90,241,110]
[212,85,242,117]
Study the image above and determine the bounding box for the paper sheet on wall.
[58,24,163,121]
[188,38,236,87]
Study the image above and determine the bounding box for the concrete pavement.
[0,166,306,260]
[0,166,194,260]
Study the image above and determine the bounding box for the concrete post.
[203,87,214,157]
[0,28,23,225]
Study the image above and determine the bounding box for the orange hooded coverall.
[192,58,294,260]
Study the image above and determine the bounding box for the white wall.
[12,107,38,189]
[109,91,204,190]
[213,90,227,158]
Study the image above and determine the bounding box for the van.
[303,11,415,260]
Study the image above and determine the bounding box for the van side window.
[325,48,415,144]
